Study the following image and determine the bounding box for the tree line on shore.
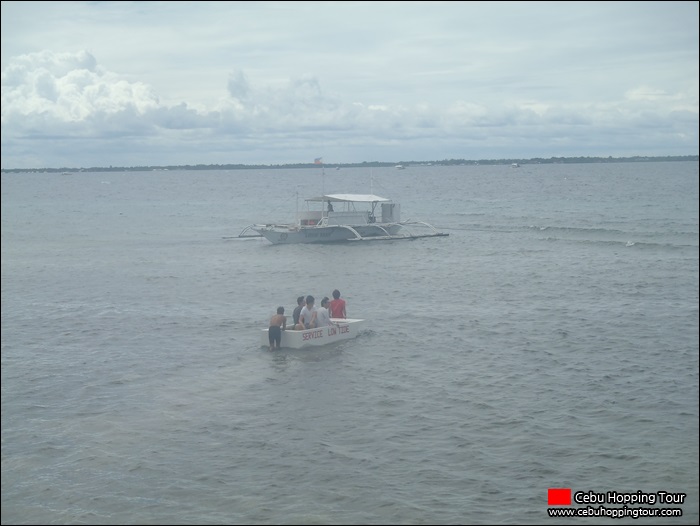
[3,155,697,174]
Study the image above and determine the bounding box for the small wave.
[541,236,697,251]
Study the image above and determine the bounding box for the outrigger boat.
[261,318,364,349]
[239,193,448,244]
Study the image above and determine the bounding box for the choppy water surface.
[2,162,698,524]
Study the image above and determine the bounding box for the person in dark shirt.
[292,296,305,330]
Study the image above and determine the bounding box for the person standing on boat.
[299,295,318,329]
[268,307,286,351]
[292,296,305,330]
[329,289,347,319]
[316,297,333,327]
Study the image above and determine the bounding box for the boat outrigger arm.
[339,220,447,241]
[238,219,448,241]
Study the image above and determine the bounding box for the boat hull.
[261,318,364,349]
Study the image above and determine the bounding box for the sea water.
[2,162,698,524]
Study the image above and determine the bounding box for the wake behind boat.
[239,193,448,244]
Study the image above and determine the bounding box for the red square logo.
[548,488,572,506]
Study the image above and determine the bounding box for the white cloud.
[1,1,698,168]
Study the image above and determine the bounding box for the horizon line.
[2,154,698,173]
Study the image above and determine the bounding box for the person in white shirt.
[316,297,333,327]
[299,295,318,329]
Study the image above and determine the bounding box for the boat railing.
[326,210,370,226]
[298,210,323,225]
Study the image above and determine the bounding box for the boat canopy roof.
[306,193,390,203]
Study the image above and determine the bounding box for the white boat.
[261,318,364,349]
[239,193,448,244]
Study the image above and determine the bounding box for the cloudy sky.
[1,1,698,169]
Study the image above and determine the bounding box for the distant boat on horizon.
[395,164,405,170]
[512,163,520,168]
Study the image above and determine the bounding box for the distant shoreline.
[2,155,697,174]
